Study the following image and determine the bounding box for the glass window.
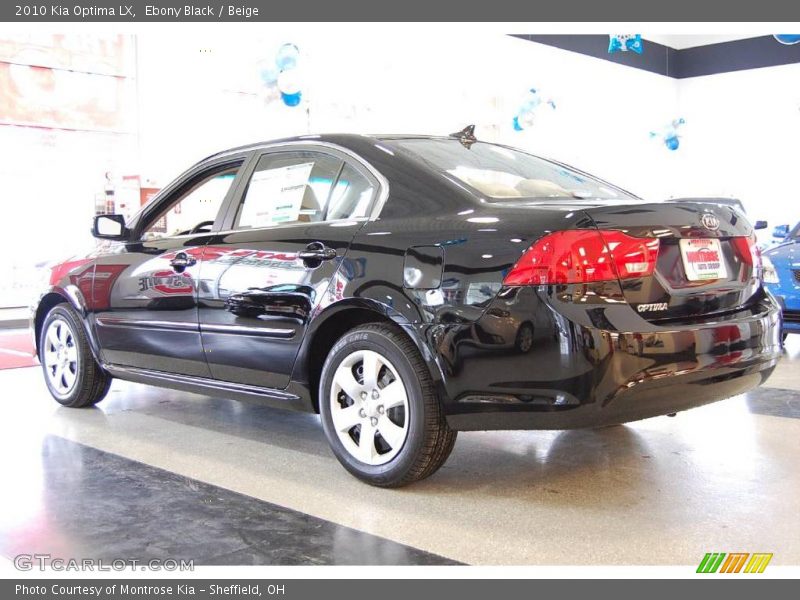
[326,163,376,221]
[142,168,238,240]
[234,152,376,229]
[235,152,342,229]
[391,139,637,202]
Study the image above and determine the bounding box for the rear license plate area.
[679,238,727,281]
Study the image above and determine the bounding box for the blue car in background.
[763,222,800,341]
[763,222,796,250]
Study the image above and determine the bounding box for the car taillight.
[504,230,660,286]
[731,234,761,267]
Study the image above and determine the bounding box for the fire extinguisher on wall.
[104,171,115,215]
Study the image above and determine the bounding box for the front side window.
[391,139,637,202]
[142,167,239,240]
[234,151,375,229]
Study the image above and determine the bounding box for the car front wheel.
[40,303,111,408]
[319,323,457,487]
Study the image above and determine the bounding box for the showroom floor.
[0,334,798,566]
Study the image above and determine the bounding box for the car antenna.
[449,124,478,149]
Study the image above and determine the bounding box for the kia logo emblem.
[701,214,720,231]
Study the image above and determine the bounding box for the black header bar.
[2,0,800,22]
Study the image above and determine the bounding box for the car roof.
[201,133,452,162]
[669,197,742,203]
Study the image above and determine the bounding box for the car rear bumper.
[426,292,782,431]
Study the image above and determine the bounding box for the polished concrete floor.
[1,335,799,566]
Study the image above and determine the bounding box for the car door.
[196,145,381,389]
[90,155,249,377]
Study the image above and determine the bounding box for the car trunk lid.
[583,201,761,322]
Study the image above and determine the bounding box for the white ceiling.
[644,35,756,50]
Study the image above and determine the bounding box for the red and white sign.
[679,238,727,281]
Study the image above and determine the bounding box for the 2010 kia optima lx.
[32,128,782,487]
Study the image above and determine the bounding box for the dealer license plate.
[679,238,727,281]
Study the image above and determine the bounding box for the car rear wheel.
[319,323,457,487]
[40,303,111,408]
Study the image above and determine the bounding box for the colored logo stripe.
[744,553,773,573]
[719,553,749,573]
[697,553,726,573]
[697,552,773,573]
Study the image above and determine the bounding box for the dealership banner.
[1,0,800,21]
[3,579,797,599]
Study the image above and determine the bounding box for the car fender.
[32,284,103,364]
[293,297,447,392]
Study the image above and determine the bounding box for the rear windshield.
[391,138,636,201]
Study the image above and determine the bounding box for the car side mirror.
[772,224,789,238]
[92,214,128,240]
[753,220,768,230]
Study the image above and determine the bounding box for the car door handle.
[298,244,337,262]
[170,252,197,272]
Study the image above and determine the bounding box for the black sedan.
[32,129,782,487]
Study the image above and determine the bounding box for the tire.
[515,322,534,353]
[319,323,457,487]
[40,303,111,408]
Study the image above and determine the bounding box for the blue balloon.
[275,43,300,70]
[665,136,680,151]
[609,34,643,54]
[627,35,643,53]
[259,65,279,85]
[512,88,556,131]
[281,91,302,107]
[774,34,800,45]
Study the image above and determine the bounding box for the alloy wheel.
[329,349,410,465]
[43,318,79,395]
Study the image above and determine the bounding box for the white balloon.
[277,68,303,95]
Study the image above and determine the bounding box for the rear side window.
[235,151,342,229]
[326,163,375,221]
[233,151,377,229]
[391,139,637,202]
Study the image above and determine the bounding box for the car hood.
[764,238,800,265]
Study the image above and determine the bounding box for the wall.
[131,32,800,234]
[133,32,679,200]
[675,62,800,229]
[0,34,138,307]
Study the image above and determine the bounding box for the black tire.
[40,303,111,408]
[515,322,534,354]
[319,323,457,487]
